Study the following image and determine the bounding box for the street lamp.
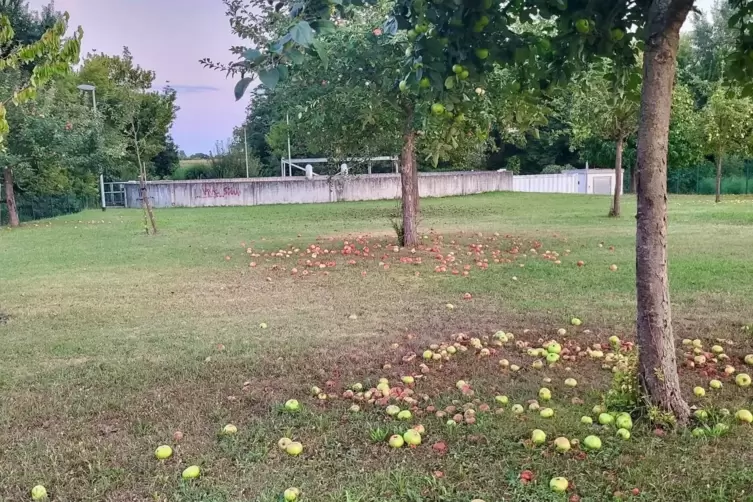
[78,84,104,210]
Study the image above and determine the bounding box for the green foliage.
[698,84,753,159]
[604,351,639,413]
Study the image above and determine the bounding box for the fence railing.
[0,193,98,226]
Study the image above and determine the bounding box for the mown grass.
[1,192,753,502]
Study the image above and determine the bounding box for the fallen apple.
[550,477,569,493]
[598,413,614,425]
[223,424,238,435]
[283,488,301,501]
[285,442,304,456]
[735,409,753,423]
[580,416,593,425]
[155,445,173,460]
[389,434,405,448]
[540,407,554,418]
[531,429,547,445]
[512,404,524,414]
[403,429,422,446]
[495,395,509,405]
[423,350,434,360]
[735,373,751,387]
[349,404,361,412]
[31,485,47,500]
[538,388,552,401]
[557,328,567,336]
[583,435,602,450]
[397,410,413,420]
[744,354,753,366]
[694,409,709,421]
[615,413,633,430]
[547,342,562,354]
[278,437,292,450]
[386,405,401,416]
[691,427,705,438]
[546,353,560,364]
[532,360,544,369]
[182,465,201,479]
[554,436,571,452]
[709,379,722,390]
[564,378,578,387]
[711,345,724,354]
[616,428,630,440]
[608,335,620,345]
[571,318,582,326]
[401,376,415,385]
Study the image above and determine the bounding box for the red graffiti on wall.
[195,185,241,198]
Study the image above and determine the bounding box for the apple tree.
[557,59,640,217]
[697,84,753,202]
[0,12,82,227]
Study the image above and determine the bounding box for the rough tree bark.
[3,167,19,228]
[610,137,624,217]
[399,109,419,247]
[635,0,694,424]
[715,151,723,203]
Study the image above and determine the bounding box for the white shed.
[564,168,622,195]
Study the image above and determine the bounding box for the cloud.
[170,84,221,94]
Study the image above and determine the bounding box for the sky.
[28,0,717,155]
[29,0,249,155]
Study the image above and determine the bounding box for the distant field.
[1,193,753,501]
[179,158,211,167]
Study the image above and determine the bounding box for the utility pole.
[244,126,249,178]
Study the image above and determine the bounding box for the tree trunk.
[609,137,624,217]
[3,167,20,228]
[399,119,419,248]
[635,0,693,424]
[139,166,158,235]
[715,151,723,203]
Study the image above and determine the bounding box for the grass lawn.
[1,192,753,502]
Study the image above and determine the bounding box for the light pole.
[78,84,104,211]
[244,126,249,178]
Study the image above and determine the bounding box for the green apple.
[447,346,457,354]
[692,427,706,438]
[531,429,547,445]
[495,395,509,405]
[546,353,560,364]
[376,382,390,395]
[397,410,412,420]
[388,434,404,448]
[692,339,703,348]
[581,416,593,425]
[608,335,620,346]
[510,364,521,372]
[540,408,554,418]
[419,77,431,89]
[615,413,633,430]
[610,28,625,41]
[735,409,753,423]
[423,350,434,360]
[475,48,489,59]
[285,399,300,412]
[402,376,415,385]
[554,436,571,453]
[512,404,524,414]
[446,419,457,426]
[616,428,631,440]
[549,477,569,493]
[735,373,752,387]
[259,322,268,329]
[31,485,48,500]
[349,404,360,412]
[693,386,706,397]
[711,345,724,354]
[538,388,552,401]
[547,342,562,354]
[285,442,304,456]
[583,435,602,450]
[452,64,464,74]
[278,437,292,450]
[403,429,422,446]
[283,488,300,501]
[528,402,540,411]
[155,445,173,459]
[310,386,321,396]
[532,360,544,369]
[565,378,578,387]
[386,405,401,416]
[182,465,201,479]
[709,379,722,389]
[592,405,605,415]
[744,354,753,366]
[713,423,729,434]
[399,80,408,93]
[694,409,709,421]
[598,413,614,425]
[571,317,582,326]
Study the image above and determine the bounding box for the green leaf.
[277,65,289,82]
[259,68,280,90]
[242,48,262,62]
[234,77,253,100]
[383,17,398,36]
[729,12,742,28]
[312,39,328,69]
[288,49,305,65]
[312,19,337,35]
[290,20,314,47]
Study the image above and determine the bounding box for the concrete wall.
[123,171,513,208]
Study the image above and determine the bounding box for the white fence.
[513,173,580,193]
[512,169,620,195]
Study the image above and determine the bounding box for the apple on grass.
[512,404,524,414]
[616,428,631,440]
[397,410,412,420]
[709,379,722,390]
[155,445,173,459]
[564,378,577,387]
[583,435,602,450]
[278,437,292,450]
[385,405,401,416]
[735,373,751,387]
[531,429,547,445]
[615,413,633,430]
[598,413,614,425]
[285,442,303,456]
[388,434,404,448]
[538,388,552,401]
[284,488,301,501]
[540,408,554,418]
[554,437,571,452]
[31,485,48,500]
[403,429,422,446]
[550,477,569,493]
[581,416,593,425]
[693,386,706,397]
[182,465,201,479]
[735,409,753,423]
[495,395,509,405]
[222,424,238,435]
[744,354,753,366]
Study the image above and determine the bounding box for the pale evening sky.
[29,0,716,155]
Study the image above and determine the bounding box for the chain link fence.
[624,162,753,195]
[1,192,98,226]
